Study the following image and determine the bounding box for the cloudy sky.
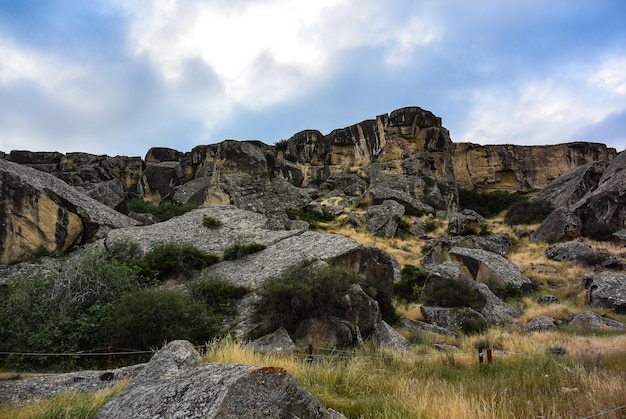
[1,0,625,157]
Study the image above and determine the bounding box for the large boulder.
[582,272,626,314]
[96,340,343,419]
[0,159,138,264]
[524,316,558,332]
[419,306,487,331]
[357,186,433,215]
[530,207,581,243]
[446,209,485,236]
[447,247,531,291]
[250,328,298,355]
[370,321,411,352]
[399,318,457,337]
[293,316,360,349]
[77,179,126,210]
[365,200,405,238]
[569,311,626,330]
[421,234,512,268]
[546,241,609,265]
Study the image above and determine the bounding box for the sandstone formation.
[96,340,343,419]
[453,142,617,193]
[0,159,138,264]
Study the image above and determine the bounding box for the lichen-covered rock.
[569,311,626,330]
[446,209,485,236]
[419,306,487,331]
[357,186,433,215]
[293,316,359,349]
[582,272,626,314]
[447,247,531,291]
[96,340,342,419]
[77,179,126,209]
[0,159,138,264]
[546,241,609,265]
[531,207,582,243]
[371,321,411,352]
[421,234,512,268]
[525,316,558,332]
[399,317,457,337]
[250,328,298,355]
[365,200,405,238]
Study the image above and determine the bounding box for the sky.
[0,1,625,157]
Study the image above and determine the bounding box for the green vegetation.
[504,199,554,225]
[394,264,428,303]
[189,277,250,316]
[141,242,219,280]
[422,276,482,309]
[127,199,197,222]
[285,207,336,227]
[253,262,363,336]
[459,189,524,218]
[223,242,266,261]
[274,139,288,153]
[580,221,619,241]
[202,215,222,228]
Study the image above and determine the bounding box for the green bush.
[424,219,438,233]
[142,242,219,280]
[505,199,554,225]
[456,310,489,335]
[274,139,288,153]
[459,189,525,218]
[581,221,619,241]
[253,262,362,336]
[394,265,428,303]
[189,278,250,316]
[202,216,222,228]
[285,207,336,227]
[223,242,266,261]
[127,199,197,222]
[104,288,222,350]
[422,276,482,308]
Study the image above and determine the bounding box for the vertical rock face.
[285,106,458,211]
[453,142,617,193]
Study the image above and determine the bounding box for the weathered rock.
[370,321,411,352]
[530,207,581,243]
[453,142,617,193]
[419,306,487,331]
[293,316,359,349]
[447,247,531,291]
[365,200,405,238]
[321,173,368,196]
[0,159,138,264]
[140,161,186,202]
[344,212,362,227]
[357,186,433,215]
[77,179,126,209]
[421,234,512,268]
[610,229,626,247]
[96,340,342,419]
[250,328,298,355]
[337,284,382,337]
[532,160,611,209]
[582,271,626,314]
[399,317,457,337]
[408,218,427,237]
[525,316,558,332]
[569,311,626,330]
[546,241,609,265]
[572,150,626,229]
[446,209,485,235]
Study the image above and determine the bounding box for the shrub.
[104,288,222,350]
[223,242,266,261]
[394,265,428,303]
[581,221,619,241]
[127,199,197,222]
[274,139,288,153]
[459,189,524,218]
[142,242,219,280]
[505,199,554,225]
[189,278,250,316]
[285,207,336,227]
[424,219,438,233]
[422,276,482,308]
[253,262,362,335]
[456,310,489,335]
[202,216,222,228]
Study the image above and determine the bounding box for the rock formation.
[453,142,617,193]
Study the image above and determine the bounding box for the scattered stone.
[525,316,558,332]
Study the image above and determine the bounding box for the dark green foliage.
[202,215,222,228]
[274,139,288,153]
[422,276,482,308]
[127,199,197,222]
[394,265,428,303]
[456,311,489,335]
[189,278,250,316]
[505,199,554,225]
[285,207,336,227]
[581,221,619,241]
[142,242,219,280]
[424,219,438,233]
[459,189,525,218]
[223,242,266,261]
[488,280,522,301]
[104,288,221,350]
[253,262,362,335]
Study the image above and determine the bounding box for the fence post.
[487,348,493,364]
[306,344,313,364]
[478,347,484,364]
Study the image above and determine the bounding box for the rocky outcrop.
[399,318,457,337]
[446,209,485,236]
[546,241,609,265]
[96,340,343,419]
[370,321,411,352]
[0,159,138,264]
[419,306,487,331]
[447,247,531,291]
[250,328,298,355]
[530,207,581,243]
[524,316,558,332]
[421,234,512,268]
[453,142,617,193]
[569,311,626,330]
[284,107,458,211]
[365,200,405,238]
[582,272,626,314]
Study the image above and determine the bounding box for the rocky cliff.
[453,142,617,193]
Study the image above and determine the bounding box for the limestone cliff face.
[284,107,458,211]
[453,142,617,193]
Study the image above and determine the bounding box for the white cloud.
[589,56,626,96]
